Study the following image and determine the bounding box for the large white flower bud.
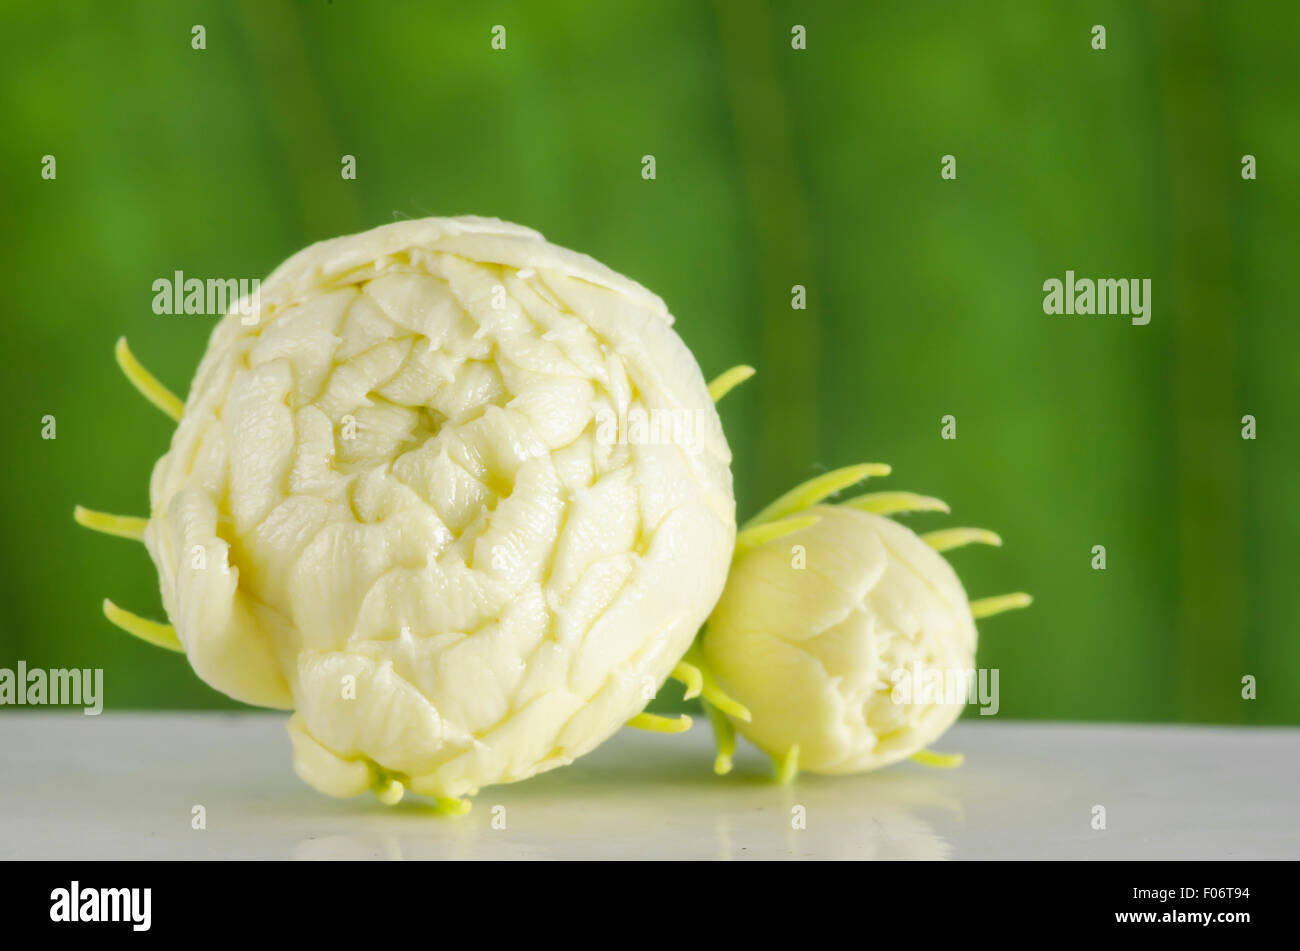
[133,217,735,804]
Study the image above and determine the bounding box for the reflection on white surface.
[0,713,1296,859]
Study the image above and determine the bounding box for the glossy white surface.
[1,713,1295,859]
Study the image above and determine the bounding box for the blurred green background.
[1,0,1296,724]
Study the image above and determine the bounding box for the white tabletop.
[1,713,1295,859]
